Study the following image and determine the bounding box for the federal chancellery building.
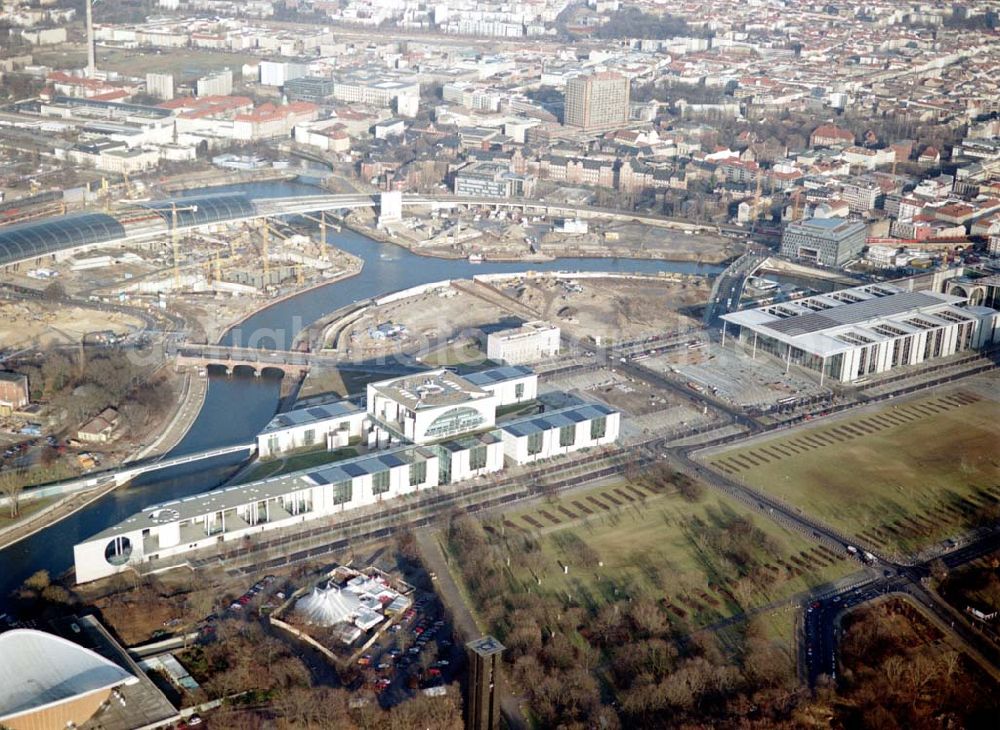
[74,366,619,583]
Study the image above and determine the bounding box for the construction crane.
[296,211,333,260]
[169,202,199,290]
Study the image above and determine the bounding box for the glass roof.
[139,193,256,229]
[0,213,126,266]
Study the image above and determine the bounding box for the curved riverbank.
[0,180,726,605]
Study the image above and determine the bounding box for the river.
[0,180,724,604]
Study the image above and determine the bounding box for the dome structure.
[0,628,137,730]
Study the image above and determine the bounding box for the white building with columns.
[720,282,999,384]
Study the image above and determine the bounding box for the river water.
[0,180,723,604]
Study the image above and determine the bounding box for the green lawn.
[492,480,854,629]
[236,447,359,484]
[705,389,1000,556]
[419,342,492,369]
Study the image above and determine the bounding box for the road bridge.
[172,344,423,378]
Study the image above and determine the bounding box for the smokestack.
[85,0,96,78]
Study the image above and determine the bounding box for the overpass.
[172,344,424,377]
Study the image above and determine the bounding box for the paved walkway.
[414,529,529,730]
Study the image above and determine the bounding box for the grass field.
[486,479,855,629]
[34,45,259,80]
[705,388,1000,556]
[419,342,490,368]
[236,447,359,484]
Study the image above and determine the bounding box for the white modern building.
[501,403,620,464]
[74,444,441,583]
[721,282,1000,383]
[74,366,618,584]
[487,321,561,364]
[256,400,366,457]
[145,72,174,101]
[367,369,499,445]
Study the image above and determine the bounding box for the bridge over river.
[0,442,256,511]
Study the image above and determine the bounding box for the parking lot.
[350,590,463,707]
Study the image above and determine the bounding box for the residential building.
[196,69,233,97]
[564,72,629,132]
[145,72,174,101]
[780,217,867,266]
[0,371,29,415]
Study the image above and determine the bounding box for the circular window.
[104,536,133,566]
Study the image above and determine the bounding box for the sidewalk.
[414,529,529,730]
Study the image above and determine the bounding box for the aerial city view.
[1,1,1000,728]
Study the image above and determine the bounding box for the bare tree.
[0,469,27,519]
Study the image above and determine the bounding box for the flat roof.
[501,403,615,438]
[462,365,534,387]
[721,283,976,357]
[370,369,490,410]
[89,445,435,541]
[260,400,363,434]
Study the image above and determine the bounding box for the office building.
[487,321,561,364]
[453,162,534,198]
[284,76,335,104]
[720,282,999,384]
[73,365,618,584]
[780,217,867,267]
[564,72,629,131]
[466,636,505,730]
[196,69,233,97]
[145,72,174,101]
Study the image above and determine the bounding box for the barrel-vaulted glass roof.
[0,213,126,266]
[139,193,256,229]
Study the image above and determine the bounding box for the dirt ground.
[507,275,709,343]
[0,300,143,349]
[334,285,521,361]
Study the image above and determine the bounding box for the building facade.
[564,72,629,132]
[0,371,29,414]
[721,282,999,384]
[74,366,619,584]
[780,217,867,266]
[486,321,561,364]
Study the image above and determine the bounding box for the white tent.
[295,585,364,627]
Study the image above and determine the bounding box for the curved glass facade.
[0,213,126,266]
[140,193,256,228]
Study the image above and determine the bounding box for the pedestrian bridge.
[0,442,258,511]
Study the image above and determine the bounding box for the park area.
[457,473,854,631]
[703,382,1000,557]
